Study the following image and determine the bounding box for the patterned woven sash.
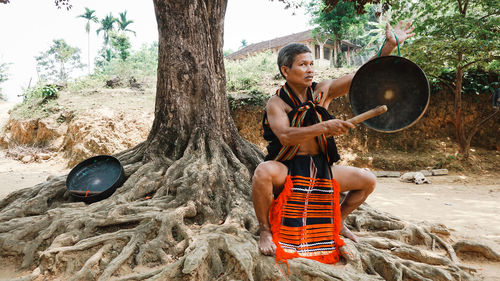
[270,84,332,164]
[269,155,345,265]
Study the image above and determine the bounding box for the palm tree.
[96,13,116,61]
[117,11,136,36]
[77,7,98,74]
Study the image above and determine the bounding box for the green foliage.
[308,0,369,41]
[431,68,499,96]
[240,39,248,49]
[391,0,499,156]
[89,42,158,85]
[225,51,277,92]
[77,7,98,33]
[117,11,135,36]
[40,85,59,99]
[11,83,62,120]
[35,39,84,83]
[66,73,107,92]
[97,13,118,62]
[96,13,116,46]
[111,32,132,61]
[393,0,499,78]
[223,49,234,57]
[307,0,373,66]
[20,84,59,101]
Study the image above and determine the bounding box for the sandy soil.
[368,173,500,280]
[1,154,498,279]
[367,174,500,244]
[1,101,499,280]
[0,102,69,198]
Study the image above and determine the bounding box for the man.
[252,21,415,258]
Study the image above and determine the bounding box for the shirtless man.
[253,21,415,255]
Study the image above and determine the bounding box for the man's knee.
[360,168,376,194]
[252,163,273,186]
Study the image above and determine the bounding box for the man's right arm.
[266,96,354,146]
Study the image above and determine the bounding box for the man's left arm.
[318,21,416,105]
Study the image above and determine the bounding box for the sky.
[0,0,311,102]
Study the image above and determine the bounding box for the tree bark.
[147,0,236,159]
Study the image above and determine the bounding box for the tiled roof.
[226,30,314,60]
[226,30,361,60]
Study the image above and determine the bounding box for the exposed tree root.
[1,137,498,280]
[453,240,500,261]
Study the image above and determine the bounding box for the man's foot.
[340,224,358,243]
[258,229,276,255]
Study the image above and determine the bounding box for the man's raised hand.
[386,20,415,47]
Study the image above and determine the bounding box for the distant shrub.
[225,51,278,92]
[40,85,59,99]
[20,83,59,101]
[430,68,499,96]
[12,83,61,119]
[66,73,107,92]
[96,42,158,82]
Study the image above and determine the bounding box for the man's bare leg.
[252,161,288,255]
[332,166,376,242]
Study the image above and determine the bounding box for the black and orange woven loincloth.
[269,155,345,264]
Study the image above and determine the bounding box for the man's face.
[282,52,314,88]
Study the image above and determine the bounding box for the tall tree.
[0,0,497,280]
[307,0,370,66]
[391,0,499,157]
[96,13,116,61]
[77,7,98,74]
[117,10,136,36]
[35,39,84,83]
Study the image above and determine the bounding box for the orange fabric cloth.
[269,156,345,265]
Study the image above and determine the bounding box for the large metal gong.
[349,56,430,132]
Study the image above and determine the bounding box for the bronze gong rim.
[348,55,430,133]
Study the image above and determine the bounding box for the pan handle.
[347,105,388,125]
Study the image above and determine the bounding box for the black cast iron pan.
[66,155,125,204]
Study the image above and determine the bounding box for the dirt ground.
[1,101,499,279]
[1,155,499,280]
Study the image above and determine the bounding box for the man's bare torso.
[271,84,331,156]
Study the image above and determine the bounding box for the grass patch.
[10,85,63,120]
[225,51,278,93]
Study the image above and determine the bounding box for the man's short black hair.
[277,43,312,78]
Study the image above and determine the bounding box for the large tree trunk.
[148,0,236,159]
[0,1,498,280]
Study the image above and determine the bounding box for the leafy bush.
[36,39,84,83]
[40,85,59,99]
[95,42,158,83]
[225,51,277,92]
[430,68,499,96]
[66,73,107,92]
[11,83,61,119]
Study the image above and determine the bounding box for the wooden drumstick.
[347,105,388,125]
